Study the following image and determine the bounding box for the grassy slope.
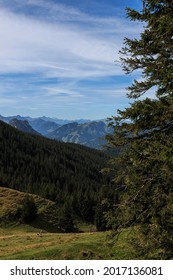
[0,186,60,232]
[0,225,136,260]
[0,186,52,216]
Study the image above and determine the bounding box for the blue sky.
[0,0,143,120]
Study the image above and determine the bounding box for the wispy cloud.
[0,1,141,78]
[0,0,143,118]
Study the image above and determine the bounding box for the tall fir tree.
[59,201,75,233]
[107,0,173,259]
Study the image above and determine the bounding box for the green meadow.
[0,225,136,260]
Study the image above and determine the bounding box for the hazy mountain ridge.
[47,121,111,149]
[0,114,109,149]
[0,115,92,125]
[28,118,60,135]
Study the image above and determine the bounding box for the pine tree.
[59,202,75,233]
[107,0,173,259]
[20,194,37,223]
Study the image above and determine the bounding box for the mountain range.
[0,115,111,149]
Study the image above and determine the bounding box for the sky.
[0,0,144,120]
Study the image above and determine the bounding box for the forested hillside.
[0,120,117,225]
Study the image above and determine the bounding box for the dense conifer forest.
[0,120,118,226]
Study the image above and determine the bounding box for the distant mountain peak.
[9,118,40,136]
[47,120,112,149]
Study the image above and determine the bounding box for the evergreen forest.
[0,120,119,228]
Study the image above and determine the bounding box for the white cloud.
[42,86,84,98]
[0,3,141,79]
